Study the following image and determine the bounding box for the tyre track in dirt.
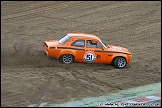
[1,1,56,16]
[70,69,123,90]
[86,2,160,25]
[63,1,143,20]
[1,1,84,23]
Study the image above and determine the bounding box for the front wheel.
[113,57,126,68]
[60,54,74,64]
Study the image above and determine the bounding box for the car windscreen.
[58,34,70,44]
[98,38,107,48]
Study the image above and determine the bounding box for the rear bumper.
[43,45,48,56]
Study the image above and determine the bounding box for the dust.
[1,42,55,68]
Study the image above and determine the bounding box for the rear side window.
[71,40,84,47]
[58,34,70,44]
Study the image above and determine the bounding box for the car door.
[70,39,86,62]
[85,39,108,64]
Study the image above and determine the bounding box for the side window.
[96,42,102,48]
[86,40,102,48]
[71,40,84,47]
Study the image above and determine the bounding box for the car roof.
[67,32,98,39]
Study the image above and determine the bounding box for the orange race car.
[43,33,132,68]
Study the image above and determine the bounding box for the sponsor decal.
[110,46,122,50]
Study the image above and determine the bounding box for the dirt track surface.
[1,1,161,107]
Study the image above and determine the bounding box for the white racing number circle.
[84,51,96,63]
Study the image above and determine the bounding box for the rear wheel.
[60,54,74,64]
[113,57,126,68]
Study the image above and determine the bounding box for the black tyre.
[113,57,126,68]
[60,54,74,64]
